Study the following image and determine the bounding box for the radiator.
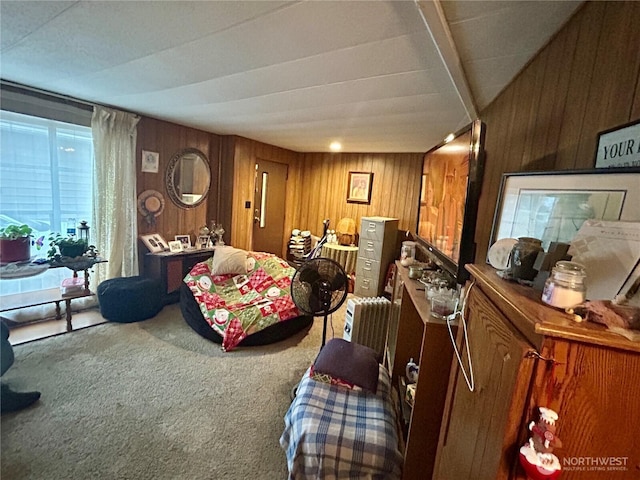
[343,297,391,357]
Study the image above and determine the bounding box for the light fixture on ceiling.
[329,141,342,152]
[444,133,455,143]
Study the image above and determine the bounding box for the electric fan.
[290,257,348,350]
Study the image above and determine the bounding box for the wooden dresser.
[432,263,640,479]
[144,248,214,304]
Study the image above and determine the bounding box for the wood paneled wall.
[136,116,220,248]
[292,152,423,236]
[475,0,640,263]
[134,1,640,265]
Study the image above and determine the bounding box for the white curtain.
[91,106,140,285]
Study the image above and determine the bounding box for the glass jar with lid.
[400,241,416,266]
[541,261,587,309]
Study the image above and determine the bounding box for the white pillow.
[210,246,248,276]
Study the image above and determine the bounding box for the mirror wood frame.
[165,148,211,209]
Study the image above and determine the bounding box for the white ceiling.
[0,1,582,153]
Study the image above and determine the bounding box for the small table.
[320,244,359,274]
[0,256,106,331]
[1,288,94,332]
[49,256,107,290]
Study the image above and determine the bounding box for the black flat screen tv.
[415,119,485,283]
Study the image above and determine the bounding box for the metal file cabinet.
[354,216,398,297]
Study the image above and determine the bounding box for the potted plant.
[47,233,89,260]
[0,224,34,264]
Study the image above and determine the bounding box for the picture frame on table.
[168,240,184,253]
[151,234,169,251]
[346,172,373,204]
[489,168,640,252]
[140,233,166,253]
[175,235,191,248]
[197,235,210,249]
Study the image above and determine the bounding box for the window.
[0,110,94,296]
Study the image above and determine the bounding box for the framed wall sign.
[347,172,373,204]
[594,120,640,168]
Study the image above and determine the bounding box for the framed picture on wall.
[347,172,373,204]
[141,150,159,173]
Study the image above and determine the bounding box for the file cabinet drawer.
[359,238,383,260]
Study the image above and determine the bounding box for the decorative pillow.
[310,338,379,394]
[210,246,248,276]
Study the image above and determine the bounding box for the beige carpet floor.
[1,300,349,480]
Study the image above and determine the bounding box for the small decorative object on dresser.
[196,235,210,249]
[168,240,183,253]
[175,235,191,249]
[140,233,168,253]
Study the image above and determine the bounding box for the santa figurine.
[519,407,563,480]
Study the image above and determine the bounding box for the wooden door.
[433,283,538,480]
[252,159,287,255]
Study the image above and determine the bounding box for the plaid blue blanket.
[280,365,403,479]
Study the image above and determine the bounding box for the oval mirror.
[165,148,211,208]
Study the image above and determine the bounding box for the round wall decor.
[137,189,165,225]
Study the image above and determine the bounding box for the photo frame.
[141,150,159,173]
[140,233,166,253]
[175,235,191,248]
[168,240,183,253]
[594,119,640,169]
[152,234,169,251]
[489,169,640,252]
[197,235,210,249]
[347,172,373,204]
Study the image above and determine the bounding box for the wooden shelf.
[389,263,456,480]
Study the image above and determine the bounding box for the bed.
[181,248,312,351]
[280,361,403,479]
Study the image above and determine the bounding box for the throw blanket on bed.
[280,365,403,480]
[184,251,301,351]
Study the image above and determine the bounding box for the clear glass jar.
[541,261,586,309]
[400,241,416,266]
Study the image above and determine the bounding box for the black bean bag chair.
[180,283,313,346]
[97,276,164,323]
